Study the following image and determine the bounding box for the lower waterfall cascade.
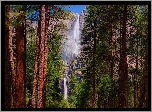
[63,77,68,99]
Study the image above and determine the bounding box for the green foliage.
[68,74,85,108]
[97,74,113,104]
[78,77,92,108]
[50,5,71,20]
[126,76,135,108]
[26,28,37,99]
[9,5,38,28]
[68,74,79,107]
[59,99,70,108]
[46,30,64,108]
[79,5,149,108]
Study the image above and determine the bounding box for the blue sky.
[65,5,88,15]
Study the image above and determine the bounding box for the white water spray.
[63,13,80,65]
[64,77,67,99]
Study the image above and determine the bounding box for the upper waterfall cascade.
[62,13,80,66]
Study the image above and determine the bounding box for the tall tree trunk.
[42,5,50,108]
[9,23,16,108]
[118,5,128,108]
[134,36,138,108]
[138,32,148,108]
[32,21,40,108]
[92,20,97,108]
[14,5,26,108]
[5,5,12,108]
[24,14,27,108]
[108,17,114,108]
[37,5,46,108]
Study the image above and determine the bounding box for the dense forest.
[4,5,149,108]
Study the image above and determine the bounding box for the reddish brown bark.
[118,5,128,108]
[5,5,12,108]
[42,5,50,108]
[14,5,26,108]
[37,5,46,108]
[9,24,16,108]
[31,15,41,108]
[32,31,39,108]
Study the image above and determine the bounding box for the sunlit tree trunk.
[14,5,26,108]
[42,5,50,108]
[32,16,41,108]
[9,22,16,108]
[37,5,46,108]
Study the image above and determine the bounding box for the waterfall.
[64,77,67,99]
[62,13,80,99]
[63,13,80,65]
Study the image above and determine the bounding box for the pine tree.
[118,5,128,108]
[42,5,50,108]
[37,5,46,108]
[92,19,97,108]
[14,5,26,108]
[32,19,40,108]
